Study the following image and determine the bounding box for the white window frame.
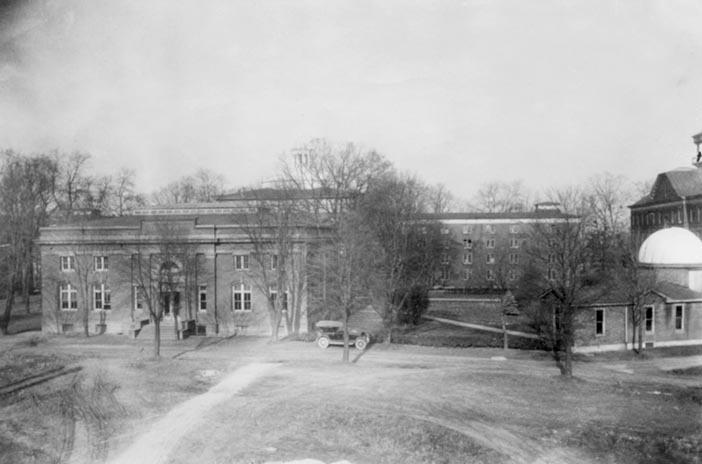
[463,269,471,280]
[463,239,472,250]
[440,228,450,235]
[508,269,517,281]
[486,254,495,264]
[234,254,249,270]
[198,285,207,311]
[59,283,78,311]
[509,253,519,264]
[510,239,519,249]
[595,308,605,336]
[487,270,495,281]
[486,239,495,249]
[644,305,654,333]
[93,283,111,310]
[510,225,520,234]
[133,286,144,310]
[233,283,252,312]
[60,256,75,272]
[94,256,108,271]
[485,224,495,234]
[462,225,472,235]
[463,252,472,265]
[441,267,450,280]
[441,254,450,265]
[269,287,289,311]
[270,254,278,271]
[674,305,684,332]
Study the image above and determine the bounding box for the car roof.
[315,320,343,328]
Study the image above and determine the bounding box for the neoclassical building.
[39,199,321,339]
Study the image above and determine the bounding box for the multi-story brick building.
[630,160,702,247]
[420,203,577,290]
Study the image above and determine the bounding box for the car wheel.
[317,336,330,349]
[354,337,367,350]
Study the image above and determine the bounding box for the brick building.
[421,203,577,290]
[630,160,702,247]
[38,199,322,339]
[573,227,702,353]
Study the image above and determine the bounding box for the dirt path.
[105,362,279,464]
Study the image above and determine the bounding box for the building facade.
[422,203,577,290]
[39,203,319,338]
[573,227,702,353]
[630,161,702,247]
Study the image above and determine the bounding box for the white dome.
[638,227,702,265]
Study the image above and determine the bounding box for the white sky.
[2,0,702,200]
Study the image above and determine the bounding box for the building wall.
[39,219,311,338]
[574,300,702,353]
[439,221,530,289]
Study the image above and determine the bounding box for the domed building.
[573,226,702,353]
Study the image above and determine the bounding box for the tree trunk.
[564,342,573,377]
[1,290,15,335]
[342,310,350,363]
[501,312,508,350]
[23,266,31,314]
[154,319,161,357]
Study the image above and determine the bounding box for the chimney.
[693,131,702,168]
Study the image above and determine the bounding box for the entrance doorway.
[161,291,180,319]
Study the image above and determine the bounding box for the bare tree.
[424,183,455,213]
[240,188,305,341]
[0,151,56,333]
[279,138,391,224]
[359,173,445,343]
[473,180,531,213]
[308,211,384,362]
[521,187,602,377]
[52,151,94,216]
[151,169,225,206]
[128,223,202,357]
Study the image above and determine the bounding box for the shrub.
[395,285,430,325]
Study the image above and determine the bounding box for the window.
[508,269,518,281]
[485,225,495,234]
[134,286,144,310]
[486,239,495,248]
[510,239,520,249]
[509,253,519,264]
[60,256,75,272]
[94,256,108,271]
[548,254,556,264]
[198,285,207,311]
[441,228,450,235]
[510,225,520,234]
[270,254,278,270]
[234,254,249,270]
[269,287,288,311]
[59,283,78,310]
[463,239,472,249]
[486,254,495,264]
[595,309,604,335]
[463,269,472,280]
[645,306,654,333]
[441,267,450,280]
[462,225,472,235]
[93,283,111,310]
[233,283,252,311]
[441,254,450,264]
[487,270,495,281]
[675,305,684,331]
[548,268,557,281]
[463,252,473,265]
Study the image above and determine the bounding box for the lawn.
[0,335,700,464]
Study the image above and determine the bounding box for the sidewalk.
[424,315,540,339]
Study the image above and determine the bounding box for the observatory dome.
[638,227,702,265]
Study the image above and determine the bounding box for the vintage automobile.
[314,320,370,350]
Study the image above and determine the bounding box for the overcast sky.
[1,0,702,201]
